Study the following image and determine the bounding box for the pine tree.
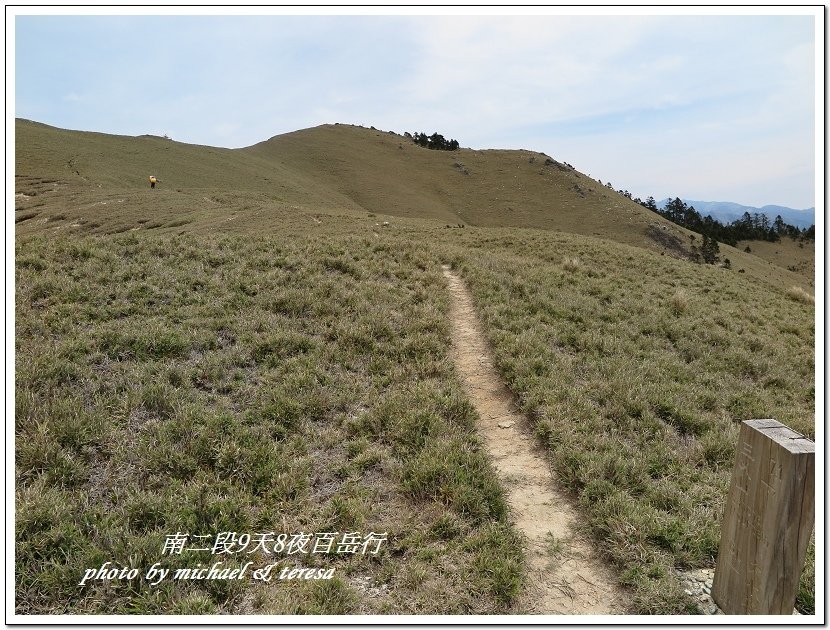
[409,131,459,151]
[701,235,720,264]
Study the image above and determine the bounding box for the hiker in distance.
[149,175,160,189]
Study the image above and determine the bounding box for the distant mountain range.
[657,199,815,229]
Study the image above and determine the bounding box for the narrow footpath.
[442,265,628,615]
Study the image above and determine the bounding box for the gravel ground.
[675,568,722,615]
[675,568,800,616]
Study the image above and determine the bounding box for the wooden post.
[712,419,815,614]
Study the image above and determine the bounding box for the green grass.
[16,223,817,615]
[16,221,816,615]
[438,227,815,613]
[15,232,523,615]
[15,119,816,615]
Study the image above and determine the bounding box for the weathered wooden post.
[712,419,815,614]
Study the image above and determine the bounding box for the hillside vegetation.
[736,238,815,286]
[439,228,815,613]
[14,119,813,291]
[14,119,816,616]
[16,233,525,614]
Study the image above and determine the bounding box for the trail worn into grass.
[442,265,627,615]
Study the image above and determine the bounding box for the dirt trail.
[441,265,628,615]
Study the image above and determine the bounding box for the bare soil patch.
[442,265,628,615]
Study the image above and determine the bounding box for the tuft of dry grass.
[787,285,814,304]
[562,257,581,272]
[670,289,689,315]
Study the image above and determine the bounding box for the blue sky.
[13,11,819,209]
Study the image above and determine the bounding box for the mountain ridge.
[14,118,812,289]
[15,118,689,250]
[657,198,815,229]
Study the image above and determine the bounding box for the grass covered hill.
[17,118,671,241]
[14,119,816,616]
[10,118,686,242]
[14,119,812,291]
[244,123,661,238]
[736,237,815,286]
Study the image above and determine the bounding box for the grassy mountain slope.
[245,123,660,240]
[14,119,370,231]
[439,227,815,613]
[14,120,816,615]
[20,118,664,240]
[16,232,526,615]
[737,238,815,286]
[15,119,812,292]
[15,227,815,615]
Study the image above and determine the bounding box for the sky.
[12,9,820,209]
